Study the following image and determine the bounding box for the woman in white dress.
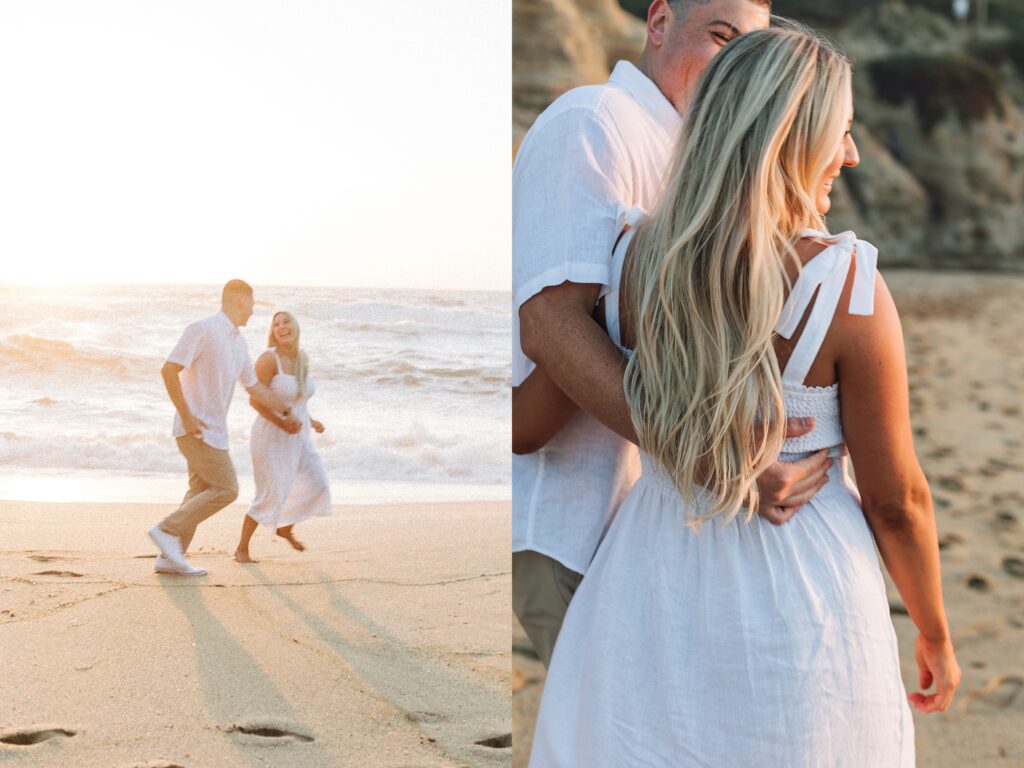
[519,28,960,766]
[234,311,332,563]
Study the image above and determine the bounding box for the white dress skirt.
[529,230,915,767]
[246,352,332,529]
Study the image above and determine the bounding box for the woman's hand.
[908,634,961,713]
[310,419,326,433]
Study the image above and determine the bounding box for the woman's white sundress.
[246,349,332,529]
[529,229,915,767]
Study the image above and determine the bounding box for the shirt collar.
[609,60,682,138]
[215,309,240,335]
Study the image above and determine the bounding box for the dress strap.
[775,230,878,386]
[606,205,646,352]
[269,347,283,375]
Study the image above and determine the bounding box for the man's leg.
[159,436,239,552]
[179,463,208,507]
[512,550,583,668]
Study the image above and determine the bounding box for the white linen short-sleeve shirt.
[513,61,682,575]
[167,310,258,451]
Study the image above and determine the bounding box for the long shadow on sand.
[160,583,336,768]
[244,565,510,768]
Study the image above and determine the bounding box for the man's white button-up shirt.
[512,61,683,575]
[166,310,258,451]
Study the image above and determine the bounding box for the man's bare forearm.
[250,395,287,429]
[161,364,192,421]
[513,367,579,454]
[248,382,289,413]
[520,285,636,443]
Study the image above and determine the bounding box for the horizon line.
[0,280,511,295]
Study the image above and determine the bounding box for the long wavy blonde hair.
[267,311,309,401]
[624,26,851,523]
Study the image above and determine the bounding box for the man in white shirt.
[149,279,299,576]
[513,0,834,666]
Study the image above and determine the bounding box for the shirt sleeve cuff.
[513,263,612,316]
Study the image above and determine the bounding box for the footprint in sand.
[475,734,512,748]
[28,555,70,563]
[1001,557,1024,579]
[0,727,76,745]
[966,575,992,593]
[993,491,1024,505]
[128,762,187,768]
[994,511,1018,529]
[961,675,1024,712]
[937,476,967,493]
[938,533,964,550]
[32,571,83,578]
[224,723,314,743]
[406,711,448,724]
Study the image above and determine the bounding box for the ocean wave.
[0,421,510,486]
[335,358,510,393]
[0,431,183,474]
[0,335,156,378]
[331,319,424,338]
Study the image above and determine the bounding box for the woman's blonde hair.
[267,311,309,401]
[624,26,851,524]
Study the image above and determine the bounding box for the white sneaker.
[154,554,207,576]
[148,525,189,570]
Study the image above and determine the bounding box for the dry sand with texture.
[513,271,1024,766]
[0,500,510,767]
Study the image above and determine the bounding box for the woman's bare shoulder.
[253,350,278,381]
[831,265,902,362]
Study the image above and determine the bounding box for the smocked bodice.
[781,382,843,455]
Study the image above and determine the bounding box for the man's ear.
[647,0,674,50]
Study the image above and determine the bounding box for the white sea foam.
[0,283,510,502]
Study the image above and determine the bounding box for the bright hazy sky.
[0,1,511,291]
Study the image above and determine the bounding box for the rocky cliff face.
[513,0,1024,270]
[513,0,645,147]
[816,2,1024,268]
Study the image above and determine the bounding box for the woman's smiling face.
[272,313,297,346]
[817,83,859,215]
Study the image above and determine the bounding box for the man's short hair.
[669,0,772,18]
[222,279,254,302]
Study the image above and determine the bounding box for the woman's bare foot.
[276,526,305,552]
[234,548,256,564]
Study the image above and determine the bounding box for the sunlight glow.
[0,1,511,290]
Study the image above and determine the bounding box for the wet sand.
[513,271,1024,766]
[0,500,511,767]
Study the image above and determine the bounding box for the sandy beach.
[0,500,511,768]
[513,271,1024,765]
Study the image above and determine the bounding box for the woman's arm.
[836,271,960,713]
[512,366,579,455]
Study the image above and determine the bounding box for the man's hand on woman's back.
[756,418,832,525]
